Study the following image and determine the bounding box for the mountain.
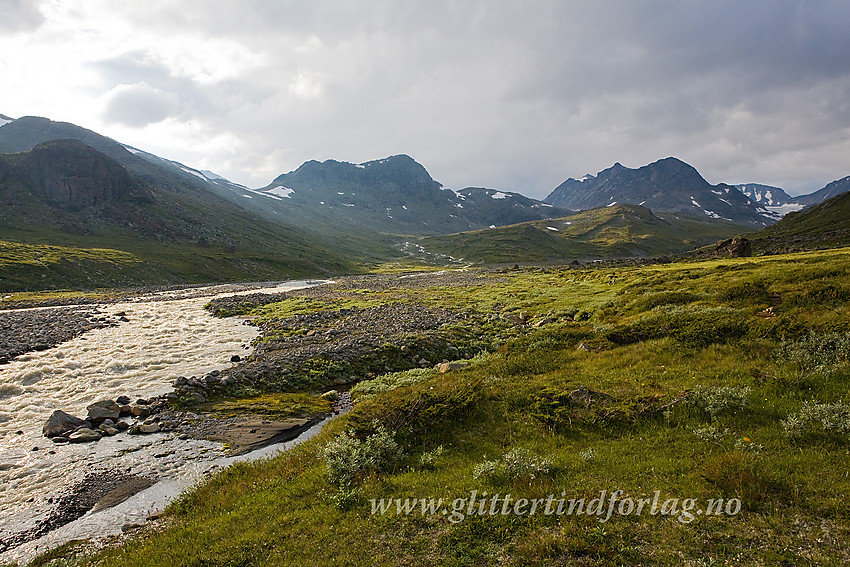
[794,175,850,207]
[544,157,771,226]
[748,189,850,254]
[735,183,795,206]
[417,204,747,265]
[0,125,357,290]
[244,155,570,236]
[735,183,804,219]
[0,116,253,197]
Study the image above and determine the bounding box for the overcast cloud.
[1,0,848,196]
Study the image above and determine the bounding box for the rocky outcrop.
[86,400,121,424]
[715,236,752,257]
[6,139,144,205]
[43,396,171,443]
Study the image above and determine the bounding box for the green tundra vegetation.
[27,247,850,566]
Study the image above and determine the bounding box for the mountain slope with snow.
[544,157,771,226]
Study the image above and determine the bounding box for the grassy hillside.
[45,247,850,566]
[419,204,747,264]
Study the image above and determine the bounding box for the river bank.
[0,279,331,563]
[2,270,495,562]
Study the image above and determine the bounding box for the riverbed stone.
[88,399,120,413]
[130,405,151,418]
[43,410,86,438]
[68,428,102,443]
[99,425,119,436]
[116,395,131,405]
[87,405,120,424]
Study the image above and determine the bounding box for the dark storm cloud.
[0,0,45,34]
[73,1,850,195]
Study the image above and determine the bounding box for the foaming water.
[0,280,326,558]
[2,417,330,564]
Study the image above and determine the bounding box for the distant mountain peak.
[544,156,769,226]
[257,154,568,235]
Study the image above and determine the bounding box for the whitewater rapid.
[0,280,325,562]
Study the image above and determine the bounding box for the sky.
[1,0,849,198]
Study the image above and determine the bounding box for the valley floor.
[17,248,850,566]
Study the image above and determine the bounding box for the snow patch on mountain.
[200,170,227,181]
[266,186,294,198]
[764,203,805,217]
[490,192,508,199]
[179,166,208,182]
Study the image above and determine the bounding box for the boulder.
[68,428,101,443]
[87,405,120,424]
[436,361,469,373]
[88,399,120,413]
[43,410,85,438]
[715,236,752,258]
[116,395,131,405]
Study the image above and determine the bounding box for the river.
[0,280,327,563]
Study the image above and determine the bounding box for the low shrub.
[472,447,551,483]
[347,373,482,440]
[782,402,850,441]
[418,445,446,469]
[320,424,404,487]
[774,332,850,372]
[687,385,751,419]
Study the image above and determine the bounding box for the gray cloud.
[45,1,850,196]
[0,0,45,35]
[102,82,180,127]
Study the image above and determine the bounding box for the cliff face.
[5,139,144,206]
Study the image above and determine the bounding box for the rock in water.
[87,405,120,424]
[87,399,120,413]
[68,428,102,443]
[43,410,85,438]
